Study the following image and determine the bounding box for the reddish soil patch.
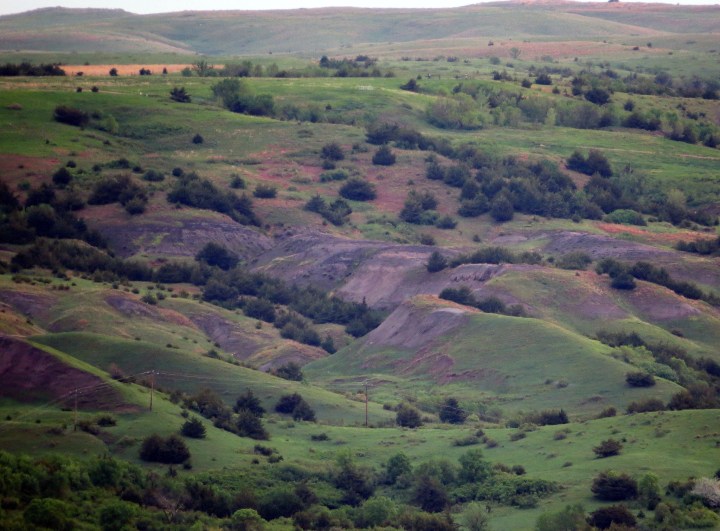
[62,64,201,76]
[596,222,714,245]
[0,336,132,411]
[0,289,56,322]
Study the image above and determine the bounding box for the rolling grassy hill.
[1,3,719,56]
[0,8,719,527]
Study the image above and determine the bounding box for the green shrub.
[339,178,376,201]
[372,145,396,166]
[605,209,646,226]
[253,184,277,198]
[181,417,207,439]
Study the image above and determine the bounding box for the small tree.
[339,178,376,201]
[414,475,449,512]
[372,145,396,166]
[236,410,269,440]
[426,251,448,273]
[439,397,467,424]
[235,390,265,416]
[181,417,206,439]
[591,471,638,501]
[321,142,345,161]
[396,403,422,428]
[273,362,303,382]
[490,193,514,222]
[587,505,636,529]
[52,167,72,188]
[509,47,521,59]
[192,133,204,144]
[593,438,623,458]
[292,400,316,422]
[195,242,239,271]
[170,87,191,103]
[626,371,655,387]
[109,68,118,76]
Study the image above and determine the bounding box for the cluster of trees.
[439,286,527,317]
[305,194,353,226]
[0,62,65,76]
[211,78,275,117]
[676,235,720,256]
[139,434,191,464]
[180,387,270,440]
[89,173,148,215]
[0,178,104,247]
[168,172,259,226]
[54,105,89,127]
[201,263,382,339]
[596,258,720,306]
[318,55,384,77]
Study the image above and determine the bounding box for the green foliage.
[236,409,270,440]
[142,169,164,182]
[383,453,412,485]
[413,475,449,512]
[53,105,88,127]
[593,438,623,458]
[23,498,73,531]
[567,149,613,177]
[196,242,240,271]
[139,434,191,464]
[400,190,438,224]
[604,208,646,226]
[273,362,304,382]
[305,195,352,226]
[339,178,376,201]
[235,390,265,417]
[626,371,655,387]
[555,252,592,270]
[396,403,422,428]
[169,86,191,103]
[426,251,448,273]
[321,142,344,161]
[587,504,636,529]
[438,397,467,424]
[372,145,396,166]
[535,504,590,531]
[275,393,315,422]
[253,184,277,198]
[458,449,491,483]
[98,500,137,531]
[181,417,207,439]
[591,471,638,501]
[52,166,72,188]
[168,173,259,226]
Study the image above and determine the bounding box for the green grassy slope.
[2,4,719,55]
[32,332,392,426]
[305,297,683,417]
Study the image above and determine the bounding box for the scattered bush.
[593,438,623,458]
[372,145,396,166]
[396,403,422,428]
[53,105,88,127]
[626,371,655,387]
[253,184,277,198]
[591,471,638,501]
[339,178,376,201]
[139,434,191,464]
[181,417,207,439]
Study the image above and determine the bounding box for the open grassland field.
[0,3,719,529]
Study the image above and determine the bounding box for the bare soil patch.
[0,336,131,411]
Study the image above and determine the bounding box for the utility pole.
[364,382,369,428]
[73,388,78,432]
[149,371,154,412]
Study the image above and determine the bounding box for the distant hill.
[1,3,718,55]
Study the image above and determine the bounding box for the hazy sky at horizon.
[2,0,719,17]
